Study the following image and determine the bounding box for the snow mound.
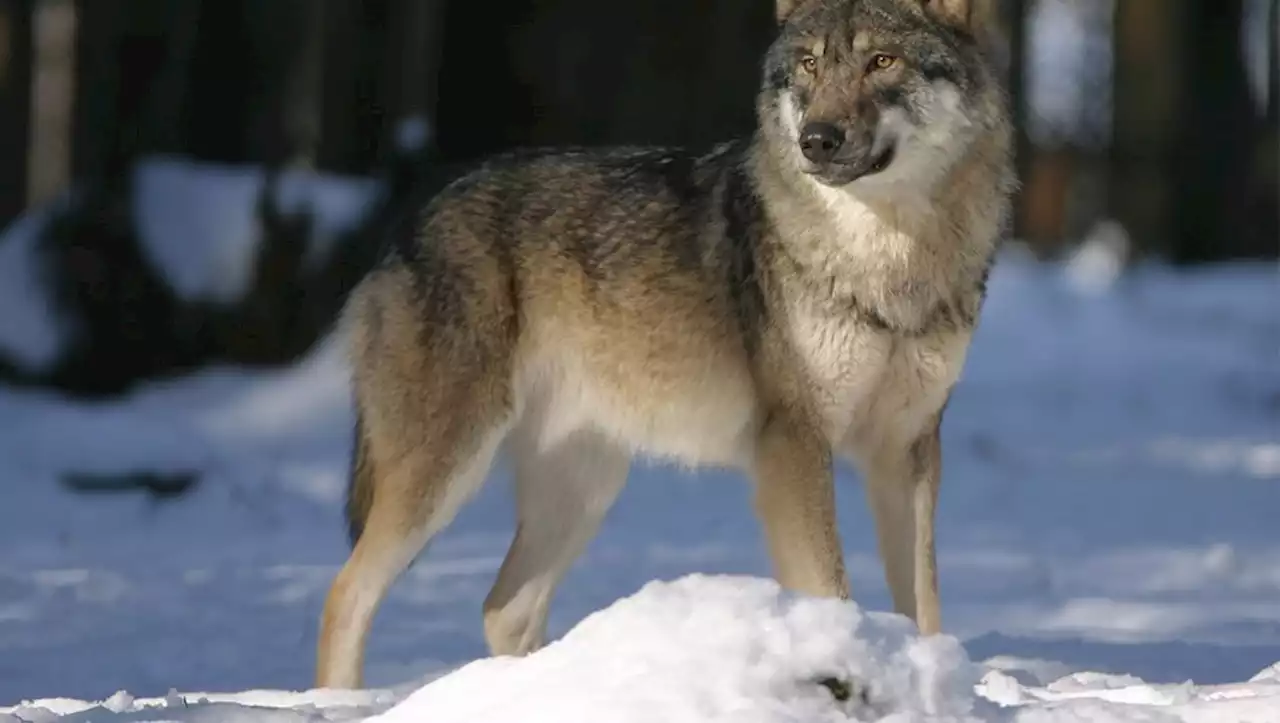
[371,574,985,723]
[369,575,1280,723]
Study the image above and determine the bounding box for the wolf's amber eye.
[869,54,897,71]
[800,55,818,73]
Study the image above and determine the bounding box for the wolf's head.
[761,0,1009,195]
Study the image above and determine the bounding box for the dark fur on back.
[417,143,759,278]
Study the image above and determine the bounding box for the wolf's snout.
[799,122,845,164]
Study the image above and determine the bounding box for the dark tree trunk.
[248,0,327,168]
[1112,0,1267,263]
[1269,0,1278,125]
[72,0,183,173]
[1108,0,1184,259]
[380,0,447,158]
[184,0,256,164]
[433,0,538,161]
[0,0,33,226]
[136,0,203,158]
[1255,0,1279,258]
[25,0,76,207]
[1170,0,1261,263]
[70,0,123,181]
[316,0,385,174]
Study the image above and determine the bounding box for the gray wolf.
[315,0,1014,689]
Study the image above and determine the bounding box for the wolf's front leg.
[851,418,943,635]
[751,414,850,599]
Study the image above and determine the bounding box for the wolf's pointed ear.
[920,0,975,31]
[776,0,815,24]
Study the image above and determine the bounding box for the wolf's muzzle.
[799,122,845,165]
[801,127,897,186]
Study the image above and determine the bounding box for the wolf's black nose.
[799,122,844,164]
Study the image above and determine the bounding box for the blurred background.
[0,0,1278,705]
[0,0,1275,395]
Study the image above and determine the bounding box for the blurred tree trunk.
[26,0,76,207]
[0,0,33,226]
[74,0,200,178]
[1258,0,1279,257]
[317,0,384,174]
[1271,0,1279,125]
[137,0,201,157]
[434,0,537,160]
[249,0,326,168]
[185,0,254,163]
[317,0,359,170]
[380,0,447,157]
[236,0,333,365]
[185,0,329,168]
[1170,0,1259,263]
[1112,0,1265,263]
[1109,0,1184,259]
[71,0,117,180]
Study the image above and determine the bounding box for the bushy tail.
[345,411,375,548]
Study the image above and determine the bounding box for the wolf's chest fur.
[784,294,970,453]
[774,188,977,450]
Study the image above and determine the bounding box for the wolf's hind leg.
[316,414,507,688]
[482,425,630,656]
[316,338,512,688]
[316,262,517,688]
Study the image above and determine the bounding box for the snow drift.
[371,575,982,723]
[366,576,1280,723]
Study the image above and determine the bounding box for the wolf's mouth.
[802,142,897,186]
[866,144,896,176]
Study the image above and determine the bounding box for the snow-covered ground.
[11,577,1277,723]
[0,216,1277,720]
